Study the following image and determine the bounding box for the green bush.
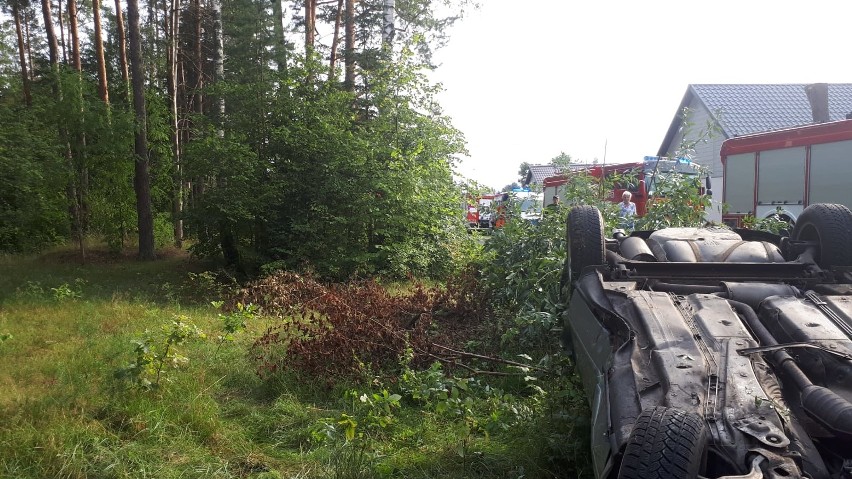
[153,213,175,249]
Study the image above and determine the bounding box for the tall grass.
[0,244,591,478]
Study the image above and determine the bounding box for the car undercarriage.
[561,203,852,479]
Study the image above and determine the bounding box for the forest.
[0,0,477,279]
[0,0,605,477]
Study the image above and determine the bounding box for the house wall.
[661,97,728,222]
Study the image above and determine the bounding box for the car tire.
[617,407,707,479]
[791,203,852,268]
[564,205,606,284]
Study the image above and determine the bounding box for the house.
[523,163,598,188]
[523,164,561,188]
[657,83,852,220]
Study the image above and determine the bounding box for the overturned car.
[561,203,852,479]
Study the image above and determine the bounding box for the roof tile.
[691,84,852,137]
[526,165,561,185]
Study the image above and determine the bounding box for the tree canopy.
[0,0,475,278]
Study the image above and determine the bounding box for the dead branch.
[431,343,549,373]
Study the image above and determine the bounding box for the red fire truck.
[542,156,703,216]
[721,119,852,227]
[466,193,500,229]
[466,190,544,229]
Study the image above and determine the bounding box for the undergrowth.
[0,244,594,478]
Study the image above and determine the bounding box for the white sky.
[431,0,852,190]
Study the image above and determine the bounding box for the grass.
[0,244,591,478]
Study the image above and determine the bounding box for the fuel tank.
[646,227,785,263]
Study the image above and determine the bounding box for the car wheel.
[617,407,707,479]
[791,203,852,268]
[564,205,606,285]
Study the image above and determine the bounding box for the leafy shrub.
[636,167,712,230]
[153,213,175,249]
[51,279,86,301]
[115,317,206,390]
[741,208,792,235]
[15,281,46,300]
[211,301,256,349]
[181,271,235,303]
[481,161,716,352]
[14,278,86,302]
[479,208,567,350]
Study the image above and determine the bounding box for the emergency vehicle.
[721,119,852,227]
[542,156,704,216]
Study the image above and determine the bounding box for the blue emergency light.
[644,155,692,164]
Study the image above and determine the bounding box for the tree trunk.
[382,0,394,45]
[68,0,88,262]
[178,53,190,223]
[271,0,287,73]
[12,1,31,106]
[42,0,82,262]
[92,0,109,104]
[328,0,342,80]
[187,0,203,207]
[41,0,60,66]
[147,0,157,80]
[57,0,68,64]
[212,0,224,131]
[167,0,183,246]
[304,0,315,54]
[114,0,130,100]
[193,0,202,114]
[127,0,156,260]
[68,0,81,70]
[24,8,35,82]
[212,0,231,260]
[344,0,356,91]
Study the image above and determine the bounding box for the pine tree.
[126,0,155,259]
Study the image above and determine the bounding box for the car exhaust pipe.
[800,385,852,440]
[722,282,799,309]
[728,299,852,440]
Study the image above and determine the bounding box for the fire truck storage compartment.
[724,153,756,215]
[756,147,805,219]
[809,140,852,206]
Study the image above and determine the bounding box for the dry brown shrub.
[233,271,485,383]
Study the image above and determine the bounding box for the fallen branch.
[424,351,531,377]
[431,343,549,373]
[362,315,550,375]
